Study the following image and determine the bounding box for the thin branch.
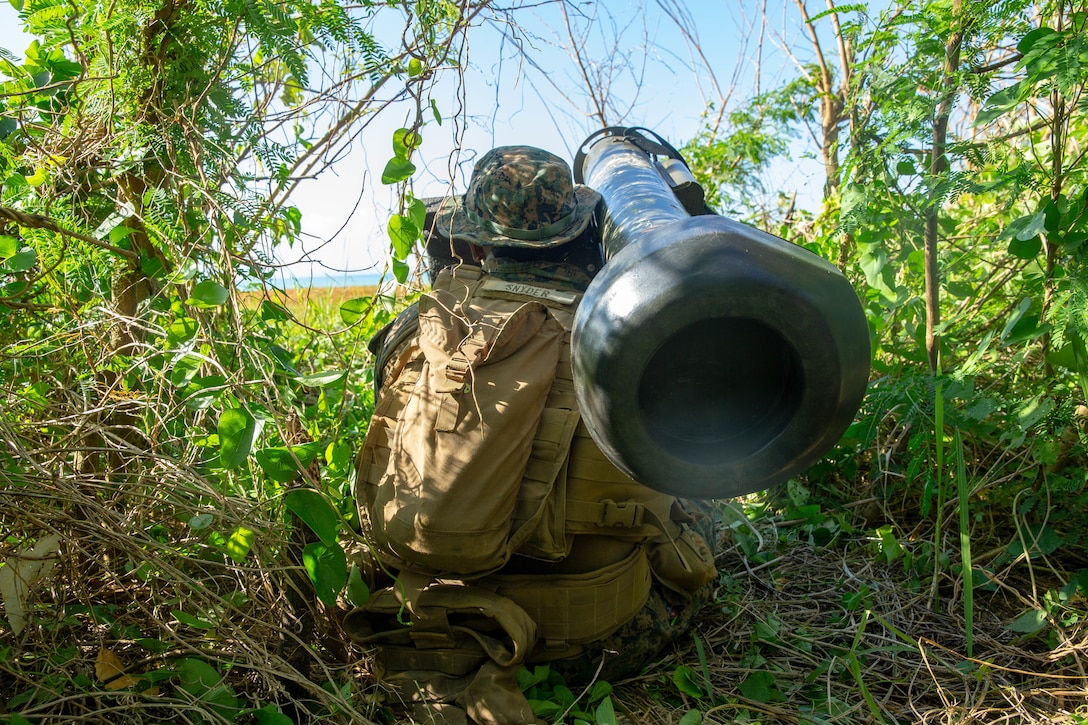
[0,206,140,261]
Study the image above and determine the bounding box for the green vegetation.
[2,0,1088,723]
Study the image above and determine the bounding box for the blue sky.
[0,1,828,283]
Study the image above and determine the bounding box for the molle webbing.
[563,422,678,540]
[355,582,537,665]
[489,544,651,648]
[378,643,487,679]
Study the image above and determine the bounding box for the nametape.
[479,278,578,305]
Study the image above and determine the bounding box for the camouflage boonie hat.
[436,146,601,248]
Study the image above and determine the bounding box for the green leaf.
[225,526,255,563]
[877,524,901,563]
[553,685,576,707]
[1005,523,1063,559]
[166,317,198,345]
[1042,201,1062,232]
[188,513,214,530]
[1008,609,1048,634]
[4,173,29,192]
[175,658,242,718]
[285,488,341,546]
[407,58,423,77]
[218,407,257,469]
[431,98,442,125]
[3,280,28,298]
[1061,230,1088,252]
[3,248,36,273]
[1015,395,1053,432]
[140,254,167,280]
[302,541,347,606]
[975,82,1027,126]
[972,567,997,592]
[1001,298,1033,342]
[840,183,866,217]
[180,375,225,411]
[943,280,975,299]
[678,711,702,725]
[807,3,864,22]
[266,343,298,375]
[1004,313,1049,345]
[176,658,222,694]
[1048,342,1078,371]
[260,300,293,322]
[392,258,409,284]
[1017,26,1058,55]
[529,700,563,719]
[1001,299,1050,345]
[283,205,303,232]
[325,439,353,469]
[0,235,17,259]
[255,443,321,483]
[346,563,371,607]
[24,166,47,186]
[1012,238,1043,268]
[135,638,170,653]
[172,259,198,283]
[169,353,203,388]
[737,670,781,703]
[672,664,705,698]
[587,680,612,703]
[172,611,216,630]
[595,697,618,725]
[339,297,372,325]
[1015,211,1048,242]
[388,213,419,259]
[253,704,295,725]
[381,157,416,184]
[755,615,781,641]
[858,247,888,289]
[108,224,134,245]
[393,127,422,158]
[295,370,346,387]
[188,280,229,308]
[407,197,427,231]
[1017,26,1063,77]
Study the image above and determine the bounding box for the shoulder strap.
[370,304,420,394]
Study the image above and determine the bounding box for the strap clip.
[600,499,644,528]
[445,356,470,384]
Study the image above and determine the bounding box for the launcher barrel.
[571,128,871,499]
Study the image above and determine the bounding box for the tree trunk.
[924,0,964,374]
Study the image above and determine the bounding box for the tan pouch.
[648,526,717,597]
[364,267,566,576]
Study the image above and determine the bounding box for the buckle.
[600,499,644,528]
[445,357,470,383]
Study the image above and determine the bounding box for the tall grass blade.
[955,429,973,658]
[930,375,946,606]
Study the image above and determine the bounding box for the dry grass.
[272,285,382,311]
[613,516,1088,724]
[0,416,383,723]
[6,446,1088,724]
[241,284,380,320]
